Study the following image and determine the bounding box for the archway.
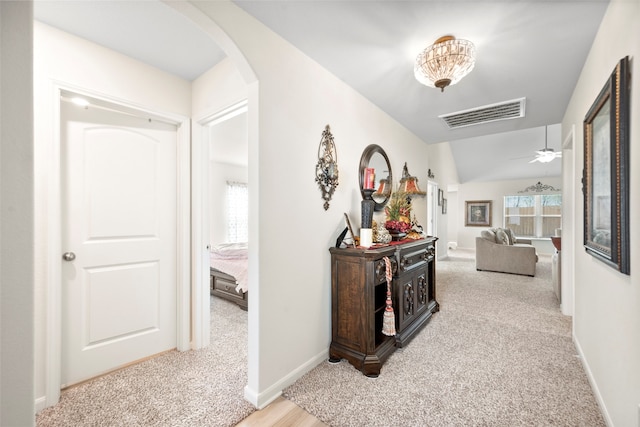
[161,1,261,407]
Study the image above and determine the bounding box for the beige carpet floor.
[36,250,605,426]
[283,250,606,426]
[36,296,254,427]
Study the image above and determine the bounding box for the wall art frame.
[465,200,491,227]
[583,56,630,275]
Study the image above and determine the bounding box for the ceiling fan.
[529,126,562,163]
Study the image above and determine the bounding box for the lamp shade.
[398,163,425,196]
[414,35,476,92]
[399,176,426,195]
[373,178,392,198]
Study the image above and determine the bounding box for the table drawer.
[397,245,431,273]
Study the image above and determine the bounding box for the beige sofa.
[475,228,538,276]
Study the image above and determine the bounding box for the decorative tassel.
[381,256,396,336]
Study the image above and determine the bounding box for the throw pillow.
[480,230,495,241]
[495,228,510,245]
[505,228,516,245]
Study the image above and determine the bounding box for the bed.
[209,242,248,310]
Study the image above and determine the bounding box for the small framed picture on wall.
[438,189,443,206]
[465,200,491,226]
[442,198,447,214]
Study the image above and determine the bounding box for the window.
[226,181,248,243]
[504,194,561,238]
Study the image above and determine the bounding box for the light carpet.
[36,297,254,427]
[283,251,605,426]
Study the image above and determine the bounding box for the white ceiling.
[34,0,225,80]
[34,0,609,182]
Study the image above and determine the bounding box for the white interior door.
[60,99,177,387]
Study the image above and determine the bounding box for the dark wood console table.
[328,237,438,377]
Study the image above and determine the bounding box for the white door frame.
[44,83,191,406]
[427,180,439,237]
[190,100,248,350]
[561,125,575,317]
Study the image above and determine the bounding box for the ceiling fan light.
[537,152,556,163]
[414,35,476,92]
[530,126,562,163]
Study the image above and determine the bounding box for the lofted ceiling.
[34,0,609,182]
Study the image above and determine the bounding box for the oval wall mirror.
[359,144,392,211]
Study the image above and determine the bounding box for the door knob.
[62,252,76,261]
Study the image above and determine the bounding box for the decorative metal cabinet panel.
[329,237,438,377]
[394,238,438,348]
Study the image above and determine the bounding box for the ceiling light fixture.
[530,126,562,163]
[414,35,476,92]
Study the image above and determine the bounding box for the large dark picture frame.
[583,56,630,275]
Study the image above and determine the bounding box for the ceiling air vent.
[439,97,526,129]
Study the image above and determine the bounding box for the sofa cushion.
[504,228,516,245]
[480,229,496,241]
[495,228,510,245]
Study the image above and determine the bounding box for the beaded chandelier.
[414,35,476,92]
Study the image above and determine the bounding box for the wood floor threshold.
[236,397,327,427]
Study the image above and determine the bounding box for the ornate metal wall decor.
[315,124,339,210]
[518,181,560,193]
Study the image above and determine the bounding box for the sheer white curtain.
[504,194,561,238]
[226,181,248,242]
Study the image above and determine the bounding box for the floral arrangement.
[384,190,412,233]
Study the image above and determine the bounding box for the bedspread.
[210,242,248,293]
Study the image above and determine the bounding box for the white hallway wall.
[1,2,35,425]
[562,0,640,425]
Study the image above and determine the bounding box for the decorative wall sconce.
[315,124,339,210]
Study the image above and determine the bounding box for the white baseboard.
[243,348,328,409]
[573,334,613,426]
[35,395,47,414]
